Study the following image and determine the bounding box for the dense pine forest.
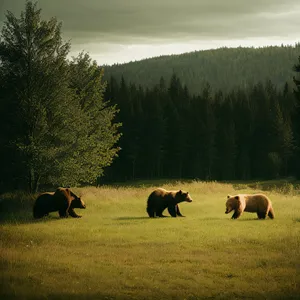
[1,1,300,191]
[103,69,300,182]
[104,45,300,95]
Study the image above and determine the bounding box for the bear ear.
[227,195,231,199]
[178,190,183,195]
[234,195,239,200]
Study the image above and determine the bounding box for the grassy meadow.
[0,180,300,299]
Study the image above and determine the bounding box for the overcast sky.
[0,0,299,65]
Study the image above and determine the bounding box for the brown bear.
[225,193,274,219]
[146,188,193,218]
[33,187,86,219]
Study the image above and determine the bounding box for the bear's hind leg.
[156,207,167,217]
[59,209,68,218]
[147,207,155,218]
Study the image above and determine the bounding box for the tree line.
[103,70,300,182]
[104,44,300,95]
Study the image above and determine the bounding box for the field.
[0,180,300,299]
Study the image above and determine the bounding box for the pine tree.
[0,1,120,191]
[214,93,236,180]
[68,52,121,185]
[292,55,300,177]
[0,1,77,191]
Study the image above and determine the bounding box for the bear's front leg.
[59,201,69,218]
[231,210,241,219]
[68,208,82,218]
[167,205,177,217]
[175,204,185,217]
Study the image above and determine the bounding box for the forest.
[104,44,300,95]
[103,71,300,182]
[1,1,300,191]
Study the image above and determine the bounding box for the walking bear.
[33,187,86,219]
[146,188,193,218]
[225,193,274,219]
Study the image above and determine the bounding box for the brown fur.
[33,187,86,219]
[225,193,274,219]
[146,188,193,218]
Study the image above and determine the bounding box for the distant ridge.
[103,44,300,94]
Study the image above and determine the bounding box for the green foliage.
[0,1,76,191]
[0,1,120,191]
[104,44,300,95]
[64,52,121,185]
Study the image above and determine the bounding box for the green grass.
[1,180,300,299]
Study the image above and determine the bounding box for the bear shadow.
[0,212,63,225]
[233,218,270,221]
[114,216,150,221]
[0,292,122,300]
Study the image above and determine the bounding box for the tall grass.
[0,180,300,299]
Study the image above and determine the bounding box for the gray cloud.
[1,0,299,64]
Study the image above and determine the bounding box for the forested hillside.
[104,44,300,95]
[103,67,300,182]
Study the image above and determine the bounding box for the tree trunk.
[33,174,40,193]
[29,168,40,193]
[29,167,34,193]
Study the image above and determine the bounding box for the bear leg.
[257,212,267,219]
[268,207,275,219]
[59,201,70,218]
[156,206,167,217]
[59,210,68,218]
[231,210,241,219]
[33,208,49,219]
[68,208,82,218]
[175,204,185,217]
[167,205,177,217]
[147,207,155,218]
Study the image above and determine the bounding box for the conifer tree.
[0,1,120,191]
[68,53,121,185]
[0,1,76,191]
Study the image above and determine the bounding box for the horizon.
[98,41,300,67]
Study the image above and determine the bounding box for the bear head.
[225,195,241,214]
[70,192,86,209]
[175,190,193,204]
